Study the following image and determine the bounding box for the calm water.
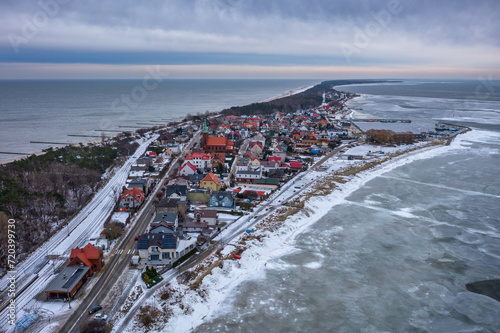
[191,81,500,332]
[0,79,318,162]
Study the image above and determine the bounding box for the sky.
[0,0,499,79]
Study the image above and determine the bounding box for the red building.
[69,243,104,273]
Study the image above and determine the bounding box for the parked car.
[94,313,108,320]
[89,305,102,314]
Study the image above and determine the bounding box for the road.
[112,142,350,332]
[57,131,200,333]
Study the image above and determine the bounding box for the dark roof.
[129,178,148,185]
[153,212,178,223]
[189,174,205,181]
[137,233,177,250]
[157,198,180,208]
[165,185,188,197]
[43,265,90,293]
[194,209,218,218]
[210,191,234,200]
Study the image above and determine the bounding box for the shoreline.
[118,127,469,332]
[0,83,319,166]
[125,139,460,332]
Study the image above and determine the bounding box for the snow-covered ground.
[115,139,452,332]
[0,135,157,332]
[146,142,455,332]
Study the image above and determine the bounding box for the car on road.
[94,313,108,320]
[134,235,140,240]
[89,305,102,314]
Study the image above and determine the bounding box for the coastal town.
[0,85,466,333]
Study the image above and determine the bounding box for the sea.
[0,79,318,163]
[181,80,500,333]
[3,79,500,332]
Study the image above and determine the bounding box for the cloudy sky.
[1,0,499,79]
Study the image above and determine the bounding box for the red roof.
[290,161,303,169]
[245,152,257,160]
[180,161,197,172]
[120,187,145,202]
[268,156,281,163]
[251,142,263,149]
[70,243,101,267]
[243,122,259,128]
[186,152,211,160]
[202,171,220,184]
[148,151,157,157]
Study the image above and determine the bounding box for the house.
[210,153,225,169]
[193,209,218,226]
[137,233,178,262]
[235,157,251,171]
[204,136,235,153]
[156,198,187,221]
[182,221,208,233]
[149,221,176,235]
[185,152,212,171]
[179,161,197,176]
[209,191,235,208]
[127,178,149,194]
[165,185,188,201]
[152,211,179,228]
[69,243,104,273]
[137,157,153,167]
[199,172,221,191]
[188,174,205,185]
[235,169,262,183]
[260,160,279,172]
[249,142,263,156]
[289,161,303,170]
[188,189,211,203]
[119,187,145,209]
[268,155,283,164]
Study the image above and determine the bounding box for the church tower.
[202,118,209,148]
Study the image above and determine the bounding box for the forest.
[0,136,140,274]
[219,80,394,116]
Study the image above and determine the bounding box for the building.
[165,185,188,201]
[204,136,235,153]
[199,172,221,191]
[235,169,262,184]
[193,209,218,226]
[209,191,235,208]
[69,243,104,273]
[249,142,263,156]
[43,265,91,299]
[127,178,149,194]
[137,233,178,262]
[179,161,197,176]
[137,233,196,263]
[43,243,103,300]
[119,187,145,210]
[156,198,187,221]
[185,152,212,171]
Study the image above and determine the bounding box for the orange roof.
[70,243,101,267]
[202,172,220,184]
[120,187,144,202]
[206,137,228,146]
